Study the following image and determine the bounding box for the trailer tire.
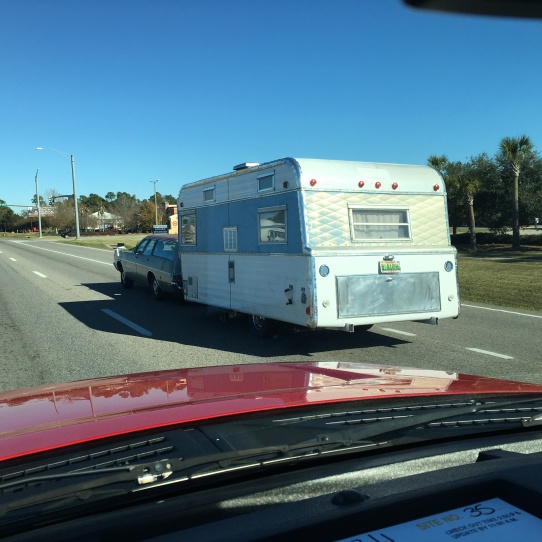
[248,315,275,337]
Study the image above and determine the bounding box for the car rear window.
[153,240,177,258]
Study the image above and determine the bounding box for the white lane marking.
[466,348,514,360]
[9,242,111,266]
[101,309,153,337]
[9,257,17,261]
[380,327,417,337]
[33,271,47,278]
[462,303,542,319]
[14,240,112,253]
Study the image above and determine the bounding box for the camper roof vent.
[233,162,260,171]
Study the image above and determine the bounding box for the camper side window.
[258,174,274,192]
[180,212,196,245]
[224,227,237,252]
[349,208,410,241]
[203,187,215,203]
[258,206,287,243]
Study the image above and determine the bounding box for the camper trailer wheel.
[249,315,274,337]
[120,269,134,289]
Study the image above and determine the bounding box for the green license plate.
[379,261,401,274]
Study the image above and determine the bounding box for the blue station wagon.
[113,234,182,300]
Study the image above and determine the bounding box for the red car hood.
[2,362,542,461]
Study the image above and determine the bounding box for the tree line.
[0,190,177,233]
[429,135,542,250]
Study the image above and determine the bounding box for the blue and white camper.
[177,158,460,335]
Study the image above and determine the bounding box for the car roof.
[144,234,177,241]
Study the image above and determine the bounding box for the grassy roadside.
[3,232,541,312]
[0,232,145,250]
[457,246,542,312]
[59,235,145,251]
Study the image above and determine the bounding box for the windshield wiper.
[0,440,378,519]
[303,396,542,446]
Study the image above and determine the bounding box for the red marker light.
[358,181,365,188]
[283,181,289,189]
[433,184,440,192]
[392,182,398,190]
[375,181,381,189]
[310,179,317,186]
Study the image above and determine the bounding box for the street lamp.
[35,169,43,238]
[150,179,159,225]
[36,147,80,240]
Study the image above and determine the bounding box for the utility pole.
[150,179,159,225]
[36,147,80,239]
[35,169,43,238]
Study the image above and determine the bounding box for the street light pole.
[36,147,80,240]
[35,169,43,238]
[150,179,159,225]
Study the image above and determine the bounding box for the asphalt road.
[1,237,541,393]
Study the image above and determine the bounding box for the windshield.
[1,1,540,388]
[1,1,542,535]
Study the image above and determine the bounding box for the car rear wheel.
[150,274,164,300]
[120,269,134,289]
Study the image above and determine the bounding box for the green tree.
[514,155,542,227]
[50,199,76,231]
[0,201,18,231]
[455,159,482,250]
[79,193,106,213]
[428,155,462,235]
[147,191,165,207]
[427,155,449,172]
[109,192,141,231]
[105,191,116,202]
[498,135,535,249]
[31,195,46,206]
[139,200,157,232]
[463,154,502,233]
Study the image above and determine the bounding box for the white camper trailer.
[177,158,460,335]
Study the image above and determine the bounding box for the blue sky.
[2,0,542,210]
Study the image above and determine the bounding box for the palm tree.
[460,168,481,251]
[427,155,449,173]
[499,135,534,249]
[428,155,460,234]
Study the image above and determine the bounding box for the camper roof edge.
[177,158,445,197]
[177,158,292,196]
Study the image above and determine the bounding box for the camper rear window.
[180,212,196,245]
[349,208,410,241]
[258,206,286,243]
